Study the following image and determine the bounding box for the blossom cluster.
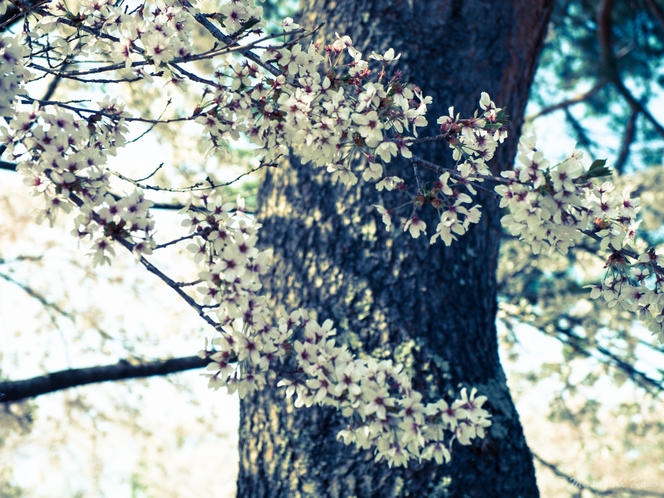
[493,132,664,341]
[179,190,275,397]
[40,0,200,72]
[194,26,509,247]
[197,29,430,187]
[0,34,30,117]
[497,131,639,256]
[586,250,664,340]
[277,317,491,467]
[375,93,507,243]
[181,188,491,466]
[0,99,155,265]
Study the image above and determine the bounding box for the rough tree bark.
[238,1,555,496]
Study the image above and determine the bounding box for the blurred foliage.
[531,0,664,172]
[498,167,664,496]
[511,6,664,491]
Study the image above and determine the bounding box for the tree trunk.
[238,1,555,496]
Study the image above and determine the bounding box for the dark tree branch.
[0,355,213,402]
[614,80,664,138]
[150,200,186,211]
[111,162,276,193]
[597,0,664,138]
[644,0,664,34]
[0,160,17,172]
[551,326,661,394]
[614,108,638,174]
[187,3,280,78]
[500,304,664,394]
[556,325,664,393]
[564,107,594,149]
[0,0,46,31]
[41,62,70,101]
[598,0,619,81]
[527,80,607,121]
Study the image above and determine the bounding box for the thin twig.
[125,99,172,143]
[133,163,164,183]
[19,96,193,124]
[533,452,664,497]
[66,192,222,332]
[0,272,72,320]
[111,163,277,193]
[169,62,219,88]
[154,233,197,250]
[411,155,505,199]
[175,279,203,288]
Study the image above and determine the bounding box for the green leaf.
[586,159,611,178]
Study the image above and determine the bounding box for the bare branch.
[0,356,213,402]
[19,96,194,124]
[41,62,69,101]
[0,0,48,31]
[187,5,280,78]
[0,160,17,172]
[533,452,664,497]
[500,304,664,395]
[614,109,638,174]
[614,80,664,138]
[556,325,664,393]
[526,80,607,121]
[154,232,198,250]
[0,271,73,320]
[563,107,595,150]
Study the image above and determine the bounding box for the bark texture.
[238,1,555,496]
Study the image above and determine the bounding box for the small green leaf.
[589,159,607,171]
[586,159,611,178]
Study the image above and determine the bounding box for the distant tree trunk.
[238,1,555,496]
